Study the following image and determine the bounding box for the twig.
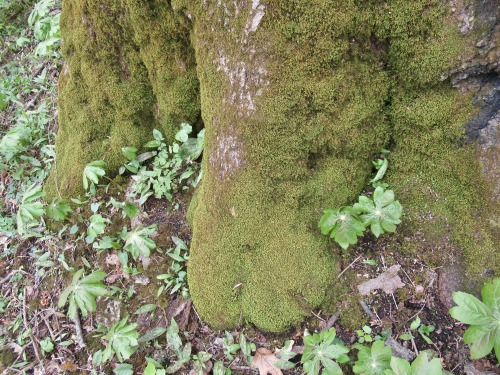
[385,336,415,361]
[72,313,86,348]
[338,255,362,279]
[410,336,419,356]
[230,365,252,371]
[24,89,44,110]
[358,300,374,318]
[192,305,203,324]
[325,311,340,329]
[22,291,42,363]
[311,310,326,322]
[0,269,19,285]
[400,267,415,289]
[391,293,399,311]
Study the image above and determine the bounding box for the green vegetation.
[157,236,190,299]
[94,317,139,364]
[301,328,350,374]
[129,125,204,205]
[45,0,200,198]
[450,278,500,361]
[319,165,403,249]
[1,0,498,373]
[57,268,108,319]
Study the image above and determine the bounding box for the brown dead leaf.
[60,361,78,372]
[357,264,405,295]
[251,348,283,375]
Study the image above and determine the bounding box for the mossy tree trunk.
[52,0,500,332]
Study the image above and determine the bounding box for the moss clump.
[188,0,499,332]
[46,0,199,198]
[188,0,391,332]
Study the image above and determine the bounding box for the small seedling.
[301,327,350,375]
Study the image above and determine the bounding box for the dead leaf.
[60,361,78,372]
[230,207,237,217]
[357,265,405,295]
[251,348,283,375]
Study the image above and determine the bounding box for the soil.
[1,193,499,374]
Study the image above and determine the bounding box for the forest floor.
[0,1,499,375]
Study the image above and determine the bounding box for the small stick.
[311,310,326,322]
[0,270,19,285]
[72,313,86,348]
[325,311,340,329]
[358,300,374,318]
[22,291,42,363]
[338,255,362,279]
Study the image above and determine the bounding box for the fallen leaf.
[60,361,78,372]
[230,207,237,217]
[357,265,405,295]
[251,348,283,375]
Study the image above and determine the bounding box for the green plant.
[239,333,256,365]
[45,198,72,221]
[353,187,403,238]
[222,331,240,361]
[129,125,204,205]
[301,328,350,375]
[165,318,191,373]
[213,361,231,375]
[95,317,139,363]
[192,351,212,375]
[319,207,366,250]
[86,213,109,244]
[449,278,500,361]
[399,316,435,345]
[107,197,139,219]
[39,337,54,354]
[82,160,106,193]
[357,326,374,344]
[144,362,166,375]
[353,340,392,375]
[122,224,157,260]
[157,236,189,298]
[28,0,61,57]
[16,183,45,234]
[58,268,108,319]
[385,351,444,375]
[319,157,403,249]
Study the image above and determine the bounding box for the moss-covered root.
[188,0,391,332]
[46,0,199,198]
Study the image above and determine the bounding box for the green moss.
[388,86,500,275]
[188,0,499,332]
[46,0,199,198]
[188,0,393,332]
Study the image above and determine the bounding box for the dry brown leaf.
[357,264,405,295]
[60,361,78,372]
[251,348,283,375]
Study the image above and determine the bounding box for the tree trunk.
[50,0,500,332]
